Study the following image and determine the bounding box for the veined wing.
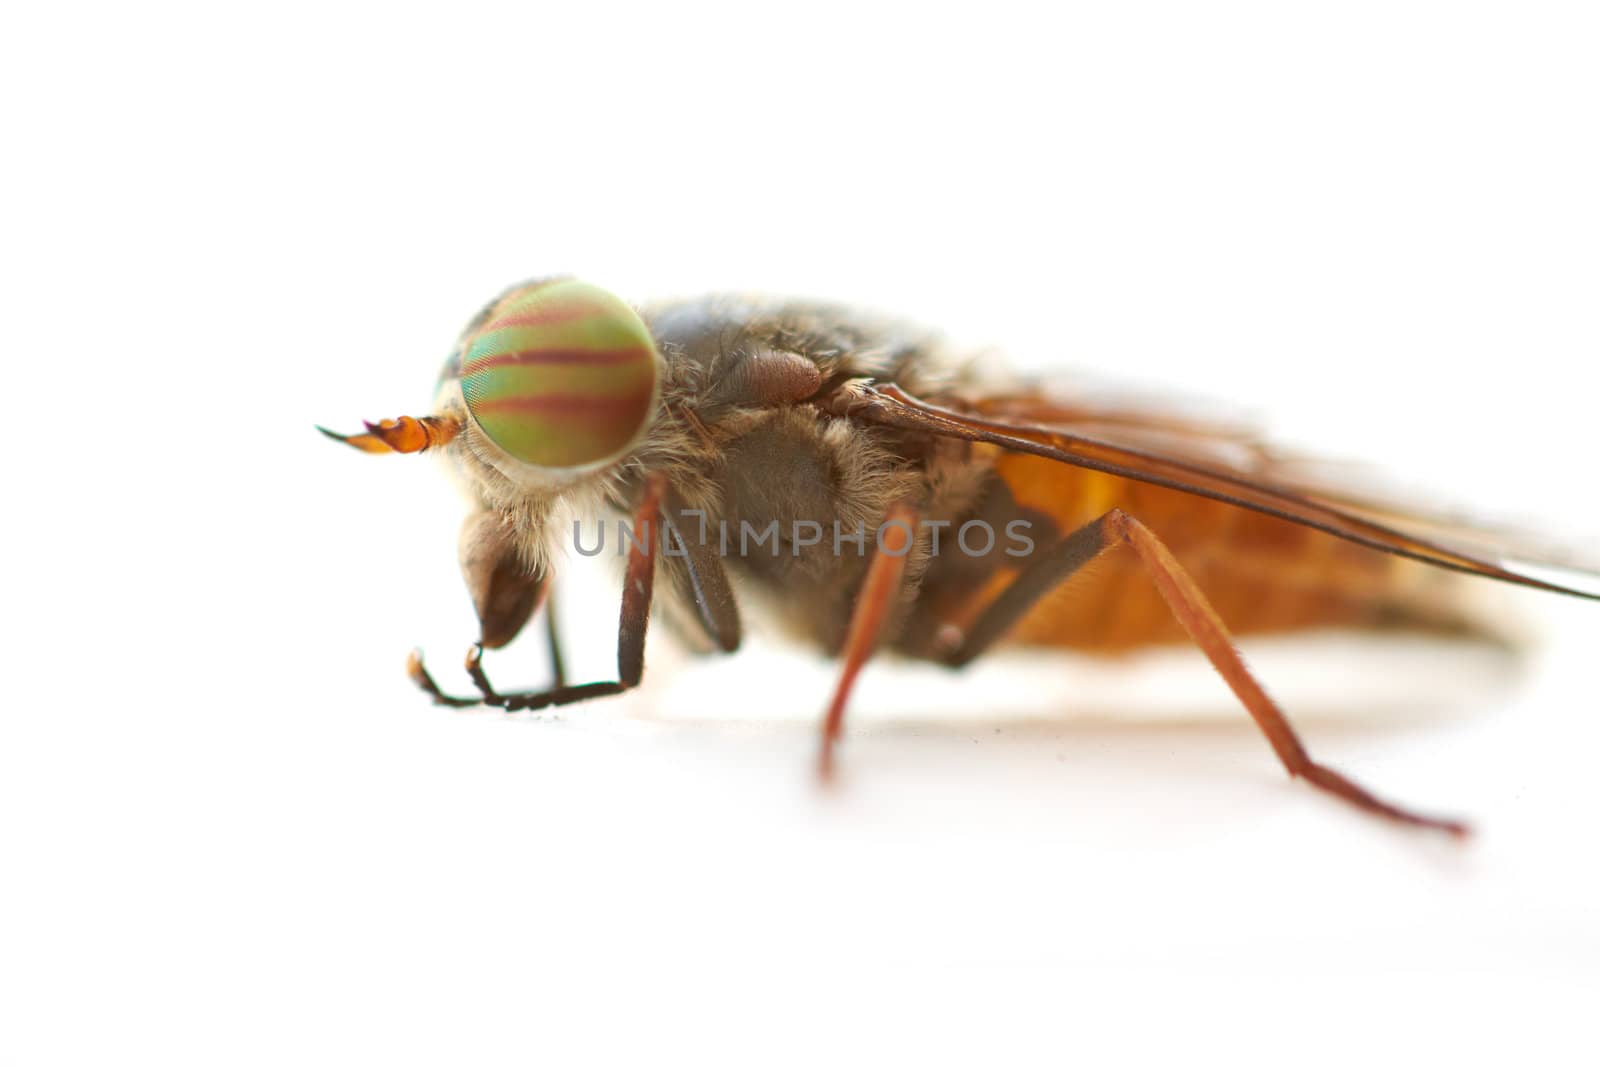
[831,380,1600,601]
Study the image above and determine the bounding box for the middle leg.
[817,501,919,780]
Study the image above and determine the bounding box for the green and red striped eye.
[456,279,661,470]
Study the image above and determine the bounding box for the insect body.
[321,277,1600,837]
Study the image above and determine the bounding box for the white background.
[4,2,1598,1063]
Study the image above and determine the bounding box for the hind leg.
[925,509,1468,837]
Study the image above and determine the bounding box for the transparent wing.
[836,380,1600,600]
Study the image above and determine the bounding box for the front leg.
[408,472,667,712]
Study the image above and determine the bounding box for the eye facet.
[457,279,662,470]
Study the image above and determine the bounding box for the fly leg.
[408,587,568,707]
[406,473,666,712]
[543,593,567,689]
[818,501,919,780]
[929,508,1469,837]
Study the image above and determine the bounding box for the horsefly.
[320,276,1600,837]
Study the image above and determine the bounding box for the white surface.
[4,2,1599,1063]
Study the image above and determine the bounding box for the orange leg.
[818,502,919,780]
[939,508,1468,837]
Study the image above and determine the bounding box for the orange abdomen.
[949,452,1474,652]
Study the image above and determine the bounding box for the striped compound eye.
[457,279,662,470]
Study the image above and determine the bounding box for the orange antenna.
[317,415,462,454]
